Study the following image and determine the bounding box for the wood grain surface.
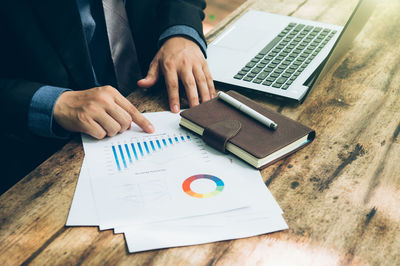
[1,0,400,265]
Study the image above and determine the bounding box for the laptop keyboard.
[234,23,337,90]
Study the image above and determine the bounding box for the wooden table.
[2,0,400,264]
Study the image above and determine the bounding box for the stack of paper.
[66,112,288,252]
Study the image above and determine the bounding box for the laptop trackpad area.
[214,26,267,51]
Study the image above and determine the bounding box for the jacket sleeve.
[157,0,206,45]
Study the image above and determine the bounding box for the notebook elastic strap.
[202,120,242,153]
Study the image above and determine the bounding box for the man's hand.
[137,37,216,113]
[53,86,154,139]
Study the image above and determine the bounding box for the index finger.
[115,95,155,133]
[164,68,180,113]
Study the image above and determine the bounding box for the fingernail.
[172,104,179,113]
[146,124,155,133]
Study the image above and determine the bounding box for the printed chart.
[182,174,225,198]
[110,133,192,172]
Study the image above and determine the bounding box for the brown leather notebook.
[180,90,315,169]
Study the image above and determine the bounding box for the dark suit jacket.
[0,0,206,139]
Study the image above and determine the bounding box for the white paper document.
[124,215,288,252]
[66,157,99,226]
[67,111,288,252]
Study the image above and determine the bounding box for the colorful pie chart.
[182,174,224,198]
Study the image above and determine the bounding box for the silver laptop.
[207,0,375,102]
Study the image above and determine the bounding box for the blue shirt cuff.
[159,25,207,58]
[28,86,71,139]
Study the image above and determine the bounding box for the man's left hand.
[137,37,216,113]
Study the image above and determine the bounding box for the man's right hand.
[53,86,154,139]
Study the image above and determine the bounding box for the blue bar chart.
[111,134,193,171]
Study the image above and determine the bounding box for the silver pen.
[217,91,278,130]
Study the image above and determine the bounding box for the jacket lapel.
[31,0,95,89]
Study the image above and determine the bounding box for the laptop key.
[294,71,302,77]
[272,83,282,88]
[251,67,262,74]
[252,79,263,84]
[276,77,288,84]
[260,36,282,55]
[257,72,268,80]
[238,70,247,75]
[263,80,273,86]
[234,74,244,80]
[264,66,274,72]
[314,27,322,32]
[282,84,289,90]
[293,24,305,32]
[305,25,314,31]
[248,73,256,78]
[243,76,253,82]
[270,72,279,78]
[293,60,301,66]
[246,62,256,68]
[242,67,251,71]
[285,69,295,74]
